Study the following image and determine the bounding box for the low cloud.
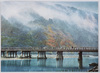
[1,1,98,33]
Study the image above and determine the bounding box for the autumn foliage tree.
[45,25,76,48]
[56,31,76,48]
[46,26,57,47]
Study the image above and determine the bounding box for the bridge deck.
[1,47,98,52]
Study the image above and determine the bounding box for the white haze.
[1,1,98,33]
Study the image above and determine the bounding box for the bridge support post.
[23,52,25,57]
[28,51,31,58]
[26,52,28,58]
[21,51,23,57]
[78,51,83,69]
[9,51,17,58]
[37,51,47,59]
[6,51,8,57]
[56,51,63,60]
[15,51,17,57]
[22,51,23,57]
[13,52,14,58]
[21,51,31,58]
[1,51,5,57]
[10,52,11,57]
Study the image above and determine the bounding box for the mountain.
[1,2,98,47]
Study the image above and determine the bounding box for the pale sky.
[1,1,98,34]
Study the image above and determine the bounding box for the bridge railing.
[1,47,98,50]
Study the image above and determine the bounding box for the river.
[1,53,98,72]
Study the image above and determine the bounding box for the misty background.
[1,1,98,48]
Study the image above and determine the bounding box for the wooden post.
[6,51,8,57]
[27,52,28,57]
[15,51,17,58]
[28,52,29,57]
[56,51,63,60]
[37,51,47,59]
[24,52,25,57]
[1,51,5,57]
[3,52,5,57]
[22,51,23,57]
[1,52,3,57]
[78,51,83,69]
[10,52,11,58]
[27,51,28,58]
[78,51,82,61]
[13,52,14,58]
[1,52,2,57]
[29,52,31,58]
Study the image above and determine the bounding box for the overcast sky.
[1,1,98,33]
[1,1,98,20]
[1,1,98,13]
[63,2,98,13]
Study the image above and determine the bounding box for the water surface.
[1,56,98,72]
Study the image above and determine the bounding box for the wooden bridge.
[1,47,98,52]
[1,47,98,69]
[1,47,98,59]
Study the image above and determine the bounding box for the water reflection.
[37,59,46,67]
[1,60,31,67]
[1,57,98,72]
[2,60,15,66]
[78,60,83,69]
[21,60,31,66]
[56,59,63,67]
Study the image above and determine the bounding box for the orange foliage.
[46,42,56,47]
[57,31,76,48]
[46,26,56,47]
[60,40,66,46]
[47,39,55,43]
[45,25,76,48]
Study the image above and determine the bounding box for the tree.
[45,25,76,48]
[55,30,76,48]
[45,26,57,47]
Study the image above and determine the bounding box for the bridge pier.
[15,51,17,58]
[37,51,47,59]
[1,51,5,57]
[56,51,63,60]
[9,51,17,58]
[21,51,31,58]
[6,51,8,57]
[78,51,83,69]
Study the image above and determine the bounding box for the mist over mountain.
[1,2,98,47]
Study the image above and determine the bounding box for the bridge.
[1,47,98,52]
[1,47,98,59]
[1,47,98,69]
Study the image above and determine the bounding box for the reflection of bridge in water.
[1,60,31,67]
[1,59,95,69]
[56,59,63,67]
[1,47,98,69]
